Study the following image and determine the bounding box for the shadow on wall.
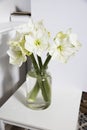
[0,55,14,105]
[0,55,27,106]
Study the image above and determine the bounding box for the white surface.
[0,82,82,130]
[31,0,87,92]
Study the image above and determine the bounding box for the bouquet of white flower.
[7,19,81,110]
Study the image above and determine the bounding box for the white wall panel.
[31,0,87,91]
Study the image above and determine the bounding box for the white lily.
[8,31,24,47]
[49,42,75,63]
[25,21,50,56]
[69,33,81,50]
[7,19,81,67]
[49,29,81,63]
[8,30,30,56]
[16,19,35,34]
[7,46,27,67]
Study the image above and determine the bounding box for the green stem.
[41,77,51,102]
[37,55,43,71]
[27,80,40,102]
[30,54,40,74]
[43,54,51,69]
[28,54,51,104]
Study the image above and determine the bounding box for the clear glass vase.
[26,69,51,110]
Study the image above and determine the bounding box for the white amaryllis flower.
[49,29,81,63]
[7,46,27,67]
[8,31,24,46]
[25,21,50,56]
[7,19,81,68]
[67,28,81,50]
[16,19,35,34]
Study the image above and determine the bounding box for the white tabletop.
[0,82,82,130]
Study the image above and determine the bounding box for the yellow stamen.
[34,39,41,46]
[57,32,67,40]
[57,45,63,51]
